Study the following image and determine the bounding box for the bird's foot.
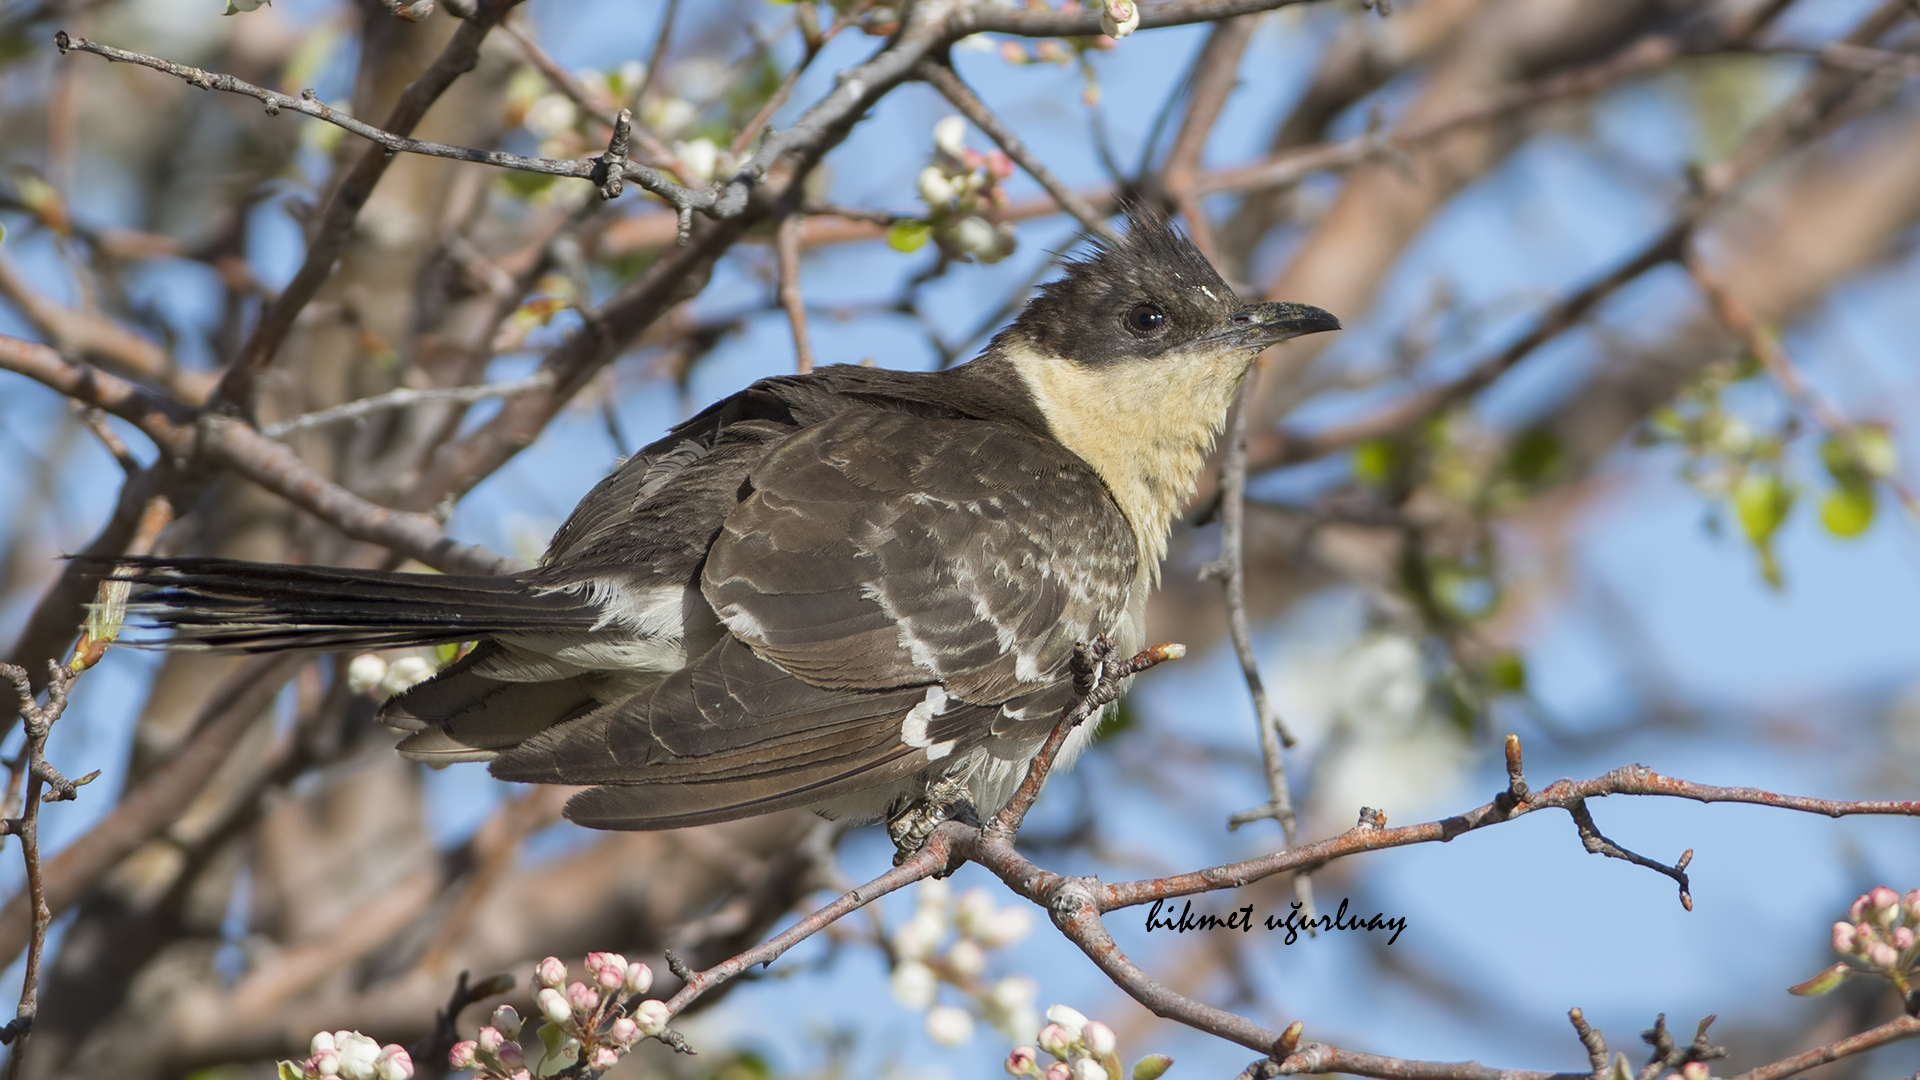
[887,775,981,867]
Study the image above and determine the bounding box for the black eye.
[1125,302,1166,334]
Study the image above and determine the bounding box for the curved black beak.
[1224,302,1341,348]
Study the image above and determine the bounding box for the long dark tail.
[90,556,599,652]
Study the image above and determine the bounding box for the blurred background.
[1,0,1918,1076]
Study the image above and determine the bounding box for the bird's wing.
[488,409,1139,829]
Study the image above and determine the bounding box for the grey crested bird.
[108,211,1338,846]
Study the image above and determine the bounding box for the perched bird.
[114,211,1338,845]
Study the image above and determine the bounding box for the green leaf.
[1504,427,1562,488]
[1132,1055,1174,1080]
[886,219,931,253]
[1819,483,1875,538]
[533,1022,579,1078]
[1732,471,1794,546]
[1352,439,1398,487]
[1788,961,1852,996]
[1483,651,1527,694]
[277,1064,306,1080]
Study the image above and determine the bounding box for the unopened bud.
[374,1045,413,1080]
[918,166,956,207]
[591,1046,621,1070]
[947,938,987,978]
[1045,1063,1073,1080]
[1006,1046,1039,1076]
[476,1027,505,1055]
[1037,1023,1072,1057]
[1895,925,1915,951]
[1869,940,1900,970]
[566,981,600,1013]
[1833,921,1858,955]
[1083,1020,1116,1057]
[926,1004,975,1046]
[490,1005,522,1040]
[535,956,567,989]
[1099,0,1140,39]
[448,1042,477,1069]
[635,998,672,1037]
[624,961,654,996]
[891,960,938,1008]
[610,1017,640,1045]
[1073,1058,1110,1080]
[933,116,969,161]
[536,987,571,1024]
[1871,886,1902,927]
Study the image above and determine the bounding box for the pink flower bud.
[635,998,672,1037]
[1083,1020,1116,1057]
[587,952,628,989]
[986,152,1013,181]
[610,1017,640,1045]
[1680,1064,1707,1080]
[1099,0,1140,39]
[509,1071,531,1080]
[1834,922,1858,955]
[1850,894,1869,923]
[624,961,654,996]
[591,1046,621,1070]
[490,1005,522,1040]
[310,1050,340,1077]
[1870,886,1900,911]
[535,956,567,989]
[537,986,572,1024]
[374,1044,413,1080]
[1037,1023,1072,1057]
[311,1032,339,1057]
[1045,1062,1073,1080]
[1896,926,1915,951]
[1869,941,1900,970]
[566,981,601,1014]
[495,1039,525,1068]
[448,1041,477,1069]
[476,1027,504,1054]
[999,41,1027,65]
[1006,1046,1038,1076]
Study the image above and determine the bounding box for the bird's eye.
[1124,303,1167,335]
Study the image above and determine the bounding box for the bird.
[108,210,1339,847]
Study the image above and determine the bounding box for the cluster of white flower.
[278,1030,412,1080]
[1004,1005,1170,1080]
[345,652,438,700]
[449,953,665,1079]
[887,879,1040,1047]
[889,117,1018,265]
[1795,886,1920,1000]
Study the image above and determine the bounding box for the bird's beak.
[1220,302,1341,348]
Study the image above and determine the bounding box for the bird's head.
[989,210,1340,571]
[1003,210,1340,372]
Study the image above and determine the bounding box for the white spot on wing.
[901,685,958,761]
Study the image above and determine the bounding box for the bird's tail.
[89,556,599,653]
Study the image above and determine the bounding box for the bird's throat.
[1001,339,1250,580]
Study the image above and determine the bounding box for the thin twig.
[260,373,556,438]
[776,214,816,373]
[499,18,673,164]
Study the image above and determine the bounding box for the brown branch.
[776,213,816,373]
[0,252,211,404]
[915,59,1120,243]
[1158,15,1255,264]
[0,661,75,1070]
[952,0,1322,38]
[1726,1013,1920,1080]
[1097,751,1920,912]
[499,18,673,165]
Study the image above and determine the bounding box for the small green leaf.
[1788,962,1852,996]
[1732,471,1794,546]
[886,219,931,253]
[1819,483,1875,538]
[1352,439,1398,487]
[277,1064,306,1080]
[1483,651,1527,694]
[533,1022,579,1077]
[1132,1055,1174,1080]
